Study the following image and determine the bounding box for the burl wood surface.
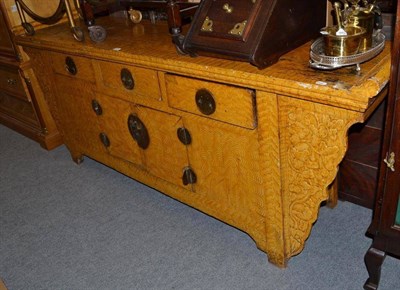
[15,15,391,267]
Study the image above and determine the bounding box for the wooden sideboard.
[15,15,391,267]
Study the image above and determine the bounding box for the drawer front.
[95,60,161,103]
[0,66,26,98]
[165,74,256,129]
[51,52,95,82]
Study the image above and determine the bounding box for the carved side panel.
[278,96,363,258]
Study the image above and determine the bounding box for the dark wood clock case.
[180,0,326,69]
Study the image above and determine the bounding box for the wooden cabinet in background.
[0,2,61,149]
[338,100,386,209]
[364,1,400,289]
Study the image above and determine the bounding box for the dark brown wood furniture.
[338,100,386,209]
[364,1,400,289]
[181,0,326,68]
[0,2,61,149]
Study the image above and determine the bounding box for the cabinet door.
[135,106,189,187]
[53,75,105,157]
[95,94,142,166]
[182,115,262,215]
[95,94,188,187]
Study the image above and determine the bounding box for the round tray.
[309,32,386,70]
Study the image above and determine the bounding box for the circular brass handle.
[128,9,143,24]
[65,56,77,75]
[195,89,216,115]
[121,68,135,90]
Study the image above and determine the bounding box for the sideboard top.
[15,15,391,112]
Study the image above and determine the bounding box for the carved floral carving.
[279,96,362,258]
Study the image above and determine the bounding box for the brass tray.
[309,32,385,70]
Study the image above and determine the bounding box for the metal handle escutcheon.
[195,89,216,115]
[182,167,197,185]
[128,114,149,149]
[65,56,77,75]
[384,152,395,172]
[121,68,135,90]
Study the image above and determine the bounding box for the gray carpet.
[0,124,399,290]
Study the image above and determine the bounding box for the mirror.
[14,0,85,41]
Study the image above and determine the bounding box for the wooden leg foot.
[364,246,386,290]
[326,177,338,208]
[70,151,84,164]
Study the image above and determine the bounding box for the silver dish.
[309,32,385,70]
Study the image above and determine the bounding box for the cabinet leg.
[70,151,84,164]
[364,246,386,290]
[326,177,338,208]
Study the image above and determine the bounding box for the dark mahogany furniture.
[364,1,400,289]
[0,2,61,149]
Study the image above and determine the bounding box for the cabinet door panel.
[183,115,262,214]
[54,75,105,156]
[136,106,188,187]
[96,94,142,166]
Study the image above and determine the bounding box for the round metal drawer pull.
[128,114,150,149]
[91,99,103,116]
[182,167,197,185]
[65,56,77,75]
[99,132,110,148]
[121,68,135,90]
[177,127,192,145]
[195,89,216,115]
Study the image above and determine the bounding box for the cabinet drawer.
[165,74,256,129]
[51,52,95,82]
[0,66,26,98]
[95,60,161,103]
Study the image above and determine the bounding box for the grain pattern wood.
[165,73,256,129]
[94,60,162,103]
[16,16,391,268]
